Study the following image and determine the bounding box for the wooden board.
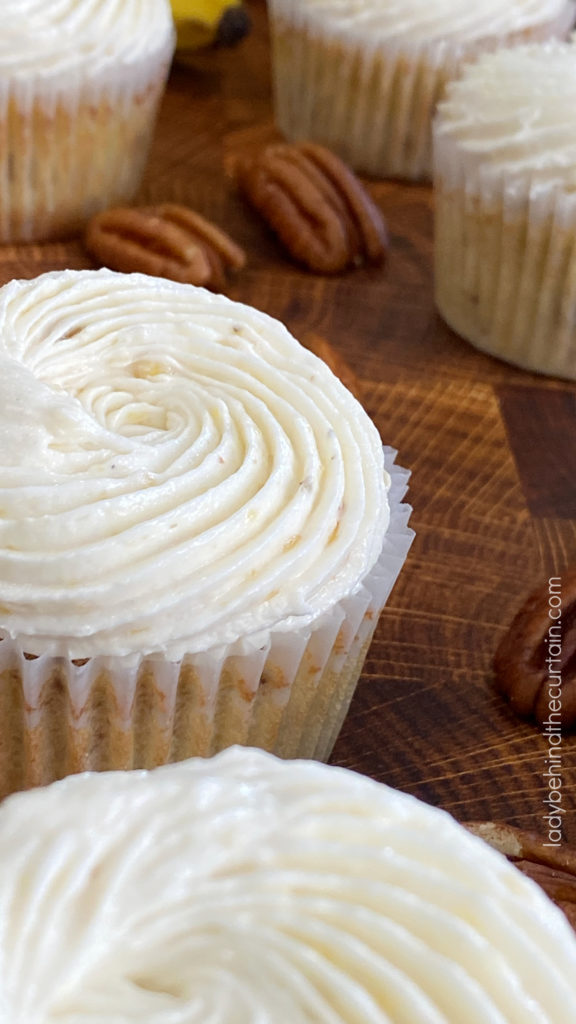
[3,1,575,839]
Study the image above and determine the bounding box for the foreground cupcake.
[0,0,175,242]
[268,0,574,181]
[1,747,575,1020]
[434,41,576,379]
[0,269,412,798]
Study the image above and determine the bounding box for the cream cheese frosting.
[0,0,175,80]
[434,41,576,194]
[270,0,575,47]
[1,747,576,1023]
[0,269,389,659]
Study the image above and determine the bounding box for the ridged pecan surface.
[235,142,388,273]
[85,204,245,290]
[493,570,576,729]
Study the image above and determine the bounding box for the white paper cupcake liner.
[434,137,576,380]
[0,449,414,799]
[268,2,574,181]
[0,38,174,243]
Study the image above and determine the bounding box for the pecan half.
[493,570,576,729]
[234,142,388,274]
[465,822,576,931]
[85,204,246,291]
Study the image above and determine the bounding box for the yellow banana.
[170,0,250,51]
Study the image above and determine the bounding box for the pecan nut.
[234,142,388,274]
[85,204,246,291]
[466,821,576,931]
[493,570,576,729]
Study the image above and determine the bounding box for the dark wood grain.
[2,1,575,840]
[498,386,576,519]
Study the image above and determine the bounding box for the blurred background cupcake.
[0,269,413,799]
[267,0,575,181]
[434,40,576,380]
[0,0,175,243]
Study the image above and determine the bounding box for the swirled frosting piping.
[434,41,576,192]
[1,747,576,1022]
[270,0,574,46]
[0,0,174,79]
[0,269,389,658]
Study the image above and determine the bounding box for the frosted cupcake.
[1,746,576,1021]
[434,41,576,380]
[0,269,413,799]
[0,0,175,243]
[267,0,574,181]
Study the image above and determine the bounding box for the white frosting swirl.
[0,270,388,659]
[270,0,574,47]
[0,0,174,79]
[434,41,576,193]
[1,747,575,1022]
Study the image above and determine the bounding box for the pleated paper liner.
[0,449,414,800]
[269,2,573,181]
[0,37,173,243]
[435,154,576,380]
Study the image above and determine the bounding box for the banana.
[170,0,251,51]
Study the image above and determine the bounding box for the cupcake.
[434,41,576,380]
[1,746,576,1021]
[0,269,413,799]
[0,0,175,243]
[267,0,574,181]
